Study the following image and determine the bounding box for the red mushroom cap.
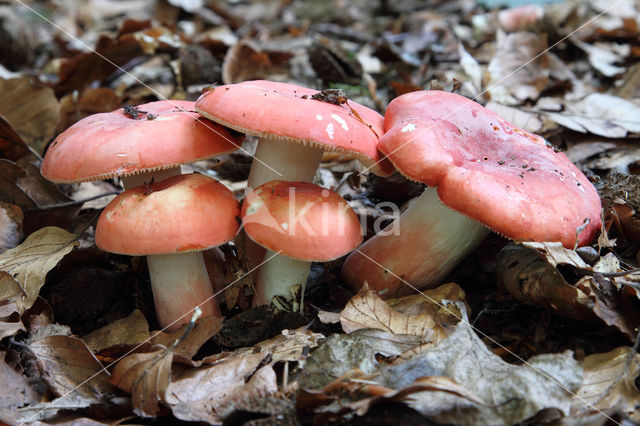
[241,181,363,261]
[195,80,393,176]
[378,90,602,247]
[96,173,239,255]
[42,100,243,183]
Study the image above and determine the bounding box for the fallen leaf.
[0,114,30,161]
[399,323,583,425]
[165,353,277,423]
[571,346,640,420]
[546,93,640,138]
[110,346,173,417]
[485,101,544,133]
[340,283,446,345]
[56,88,122,135]
[0,201,23,253]
[150,316,223,361]
[387,282,468,327]
[83,309,151,353]
[221,39,293,84]
[0,317,24,339]
[572,39,627,77]
[29,335,118,403]
[300,329,422,389]
[0,77,60,154]
[0,226,78,316]
[0,351,39,423]
[487,30,549,103]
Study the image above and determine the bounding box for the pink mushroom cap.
[96,173,240,256]
[195,80,393,176]
[241,181,363,261]
[42,100,243,183]
[378,90,602,248]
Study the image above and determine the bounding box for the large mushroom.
[195,80,393,190]
[341,90,602,297]
[96,173,239,330]
[242,180,362,307]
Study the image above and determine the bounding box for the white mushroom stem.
[122,166,220,330]
[341,187,490,297]
[247,137,324,189]
[253,249,311,308]
[244,137,323,303]
[147,251,221,331]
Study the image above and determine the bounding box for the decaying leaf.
[0,77,60,154]
[29,335,118,405]
[546,94,640,138]
[300,329,422,389]
[571,346,640,422]
[110,346,173,417]
[0,114,30,161]
[0,351,39,423]
[388,282,468,327]
[83,309,151,353]
[0,226,78,316]
[340,283,446,345]
[301,322,584,425]
[165,352,276,423]
[487,31,549,103]
[150,316,223,361]
[497,243,640,339]
[163,327,321,422]
[0,200,22,253]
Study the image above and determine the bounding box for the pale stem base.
[253,249,311,308]
[147,248,221,331]
[342,187,490,297]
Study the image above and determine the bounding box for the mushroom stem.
[147,251,221,331]
[244,138,323,288]
[121,166,182,189]
[247,137,323,189]
[341,187,489,297]
[253,249,311,309]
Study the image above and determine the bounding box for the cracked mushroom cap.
[195,80,393,176]
[42,100,243,183]
[241,181,363,261]
[96,173,239,256]
[378,90,602,247]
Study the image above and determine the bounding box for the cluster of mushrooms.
[41,80,603,331]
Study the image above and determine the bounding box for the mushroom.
[242,180,362,308]
[41,100,242,188]
[195,81,393,190]
[42,100,243,328]
[96,173,240,330]
[341,90,602,297]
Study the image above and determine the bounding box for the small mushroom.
[96,173,240,330]
[341,90,602,297]
[242,180,362,308]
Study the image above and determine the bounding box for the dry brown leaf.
[30,335,117,403]
[0,201,22,254]
[546,93,640,138]
[56,88,122,135]
[150,316,223,361]
[0,114,30,161]
[571,346,640,420]
[110,347,173,417]
[522,241,590,268]
[165,352,277,423]
[0,318,24,339]
[340,283,445,344]
[387,282,467,327]
[247,327,324,364]
[0,351,39,423]
[83,309,151,353]
[487,31,549,104]
[0,226,78,316]
[222,39,293,84]
[0,77,60,154]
